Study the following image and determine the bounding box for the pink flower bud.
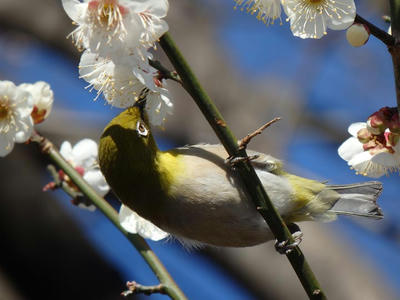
[367,107,393,134]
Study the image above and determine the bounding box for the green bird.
[98,105,383,247]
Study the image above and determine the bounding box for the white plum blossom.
[60,139,110,210]
[0,81,34,157]
[79,50,147,107]
[139,75,173,126]
[235,0,356,39]
[79,50,174,125]
[282,0,356,39]
[145,87,173,126]
[234,0,282,25]
[63,1,174,126]
[338,122,400,178]
[62,0,169,59]
[19,81,54,124]
[119,204,169,241]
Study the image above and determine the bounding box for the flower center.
[307,0,323,3]
[88,0,127,38]
[0,98,11,120]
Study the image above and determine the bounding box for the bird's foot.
[225,155,259,168]
[274,223,303,255]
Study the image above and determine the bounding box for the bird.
[98,104,383,248]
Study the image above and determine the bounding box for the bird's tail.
[327,181,383,219]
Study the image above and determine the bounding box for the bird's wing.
[174,144,281,173]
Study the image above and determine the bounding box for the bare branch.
[355,14,395,46]
[122,281,166,297]
[239,117,281,150]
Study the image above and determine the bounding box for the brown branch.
[121,281,167,297]
[355,14,395,46]
[239,117,281,150]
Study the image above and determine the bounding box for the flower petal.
[119,205,169,241]
[59,141,73,162]
[348,122,366,137]
[327,0,356,30]
[0,133,14,157]
[14,116,34,143]
[83,169,110,197]
[348,151,387,178]
[338,137,364,161]
[72,139,98,168]
[62,0,83,21]
[371,152,400,167]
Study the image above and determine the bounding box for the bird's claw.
[274,230,303,255]
[225,155,259,168]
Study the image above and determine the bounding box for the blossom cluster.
[58,139,110,211]
[339,107,400,178]
[234,0,356,39]
[63,0,173,126]
[0,80,53,157]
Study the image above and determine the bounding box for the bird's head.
[99,102,160,175]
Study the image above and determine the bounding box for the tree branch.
[159,33,326,300]
[389,1,400,118]
[30,131,187,300]
[149,59,182,84]
[121,281,166,297]
[239,117,281,150]
[355,14,395,46]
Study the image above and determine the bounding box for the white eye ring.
[265,161,276,172]
[136,121,148,137]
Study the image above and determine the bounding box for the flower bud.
[346,23,370,47]
[367,107,392,135]
[357,128,372,143]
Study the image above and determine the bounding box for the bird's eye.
[136,121,148,137]
[265,161,277,172]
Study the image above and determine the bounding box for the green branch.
[158,33,326,300]
[31,131,187,300]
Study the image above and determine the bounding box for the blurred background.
[0,0,398,299]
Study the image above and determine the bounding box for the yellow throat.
[98,106,183,220]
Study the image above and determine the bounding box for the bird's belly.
[159,185,274,247]
[149,146,294,247]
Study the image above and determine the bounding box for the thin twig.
[239,117,281,150]
[149,59,182,84]
[31,131,187,300]
[159,32,326,300]
[355,14,395,46]
[121,281,166,297]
